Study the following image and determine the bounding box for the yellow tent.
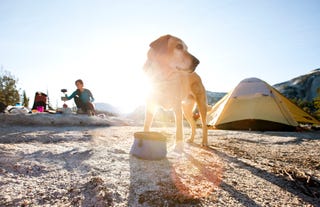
[208,77,320,131]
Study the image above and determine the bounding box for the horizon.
[1,0,319,113]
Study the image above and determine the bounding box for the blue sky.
[1,0,319,112]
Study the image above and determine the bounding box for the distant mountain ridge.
[273,68,320,102]
[95,69,320,114]
[207,69,320,106]
[206,91,226,105]
[95,102,120,114]
[204,69,320,106]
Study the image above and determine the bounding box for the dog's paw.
[173,142,184,153]
[201,142,209,148]
[186,138,194,143]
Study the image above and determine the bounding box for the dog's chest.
[149,80,192,109]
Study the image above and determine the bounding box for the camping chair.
[32,92,48,111]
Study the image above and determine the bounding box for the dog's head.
[144,34,200,78]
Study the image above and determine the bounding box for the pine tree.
[22,90,29,107]
[0,70,20,105]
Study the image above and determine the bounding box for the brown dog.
[143,34,208,150]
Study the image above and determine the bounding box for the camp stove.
[61,89,68,108]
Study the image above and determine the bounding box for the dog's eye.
[176,44,183,50]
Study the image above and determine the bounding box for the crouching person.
[65,79,95,116]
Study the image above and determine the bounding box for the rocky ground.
[0,114,319,206]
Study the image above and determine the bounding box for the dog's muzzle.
[193,56,200,67]
[190,55,200,72]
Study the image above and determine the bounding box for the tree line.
[290,89,320,120]
[0,70,29,107]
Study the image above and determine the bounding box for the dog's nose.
[193,56,200,66]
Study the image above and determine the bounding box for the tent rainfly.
[207,77,320,131]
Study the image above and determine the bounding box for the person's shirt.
[67,89,94,103]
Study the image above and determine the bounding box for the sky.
[1,0,319,113]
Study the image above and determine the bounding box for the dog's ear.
[149,34,171,54]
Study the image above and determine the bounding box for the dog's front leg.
[144,103,156,132]
[174,107,184,152]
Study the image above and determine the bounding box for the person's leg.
[74,97,87,113]
[74,96,81,109]
[85,102,95,116]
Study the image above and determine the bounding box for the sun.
[113,70,151,114]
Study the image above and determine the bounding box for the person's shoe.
[76,108,85,114]
[87,109,95,116]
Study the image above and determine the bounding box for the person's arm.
[87,89,94,102]
[90,94,95,102]
[66,90,77,100]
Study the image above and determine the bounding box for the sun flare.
[113,71,152,114]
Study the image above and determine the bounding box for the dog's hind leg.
[197,97,208,146]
